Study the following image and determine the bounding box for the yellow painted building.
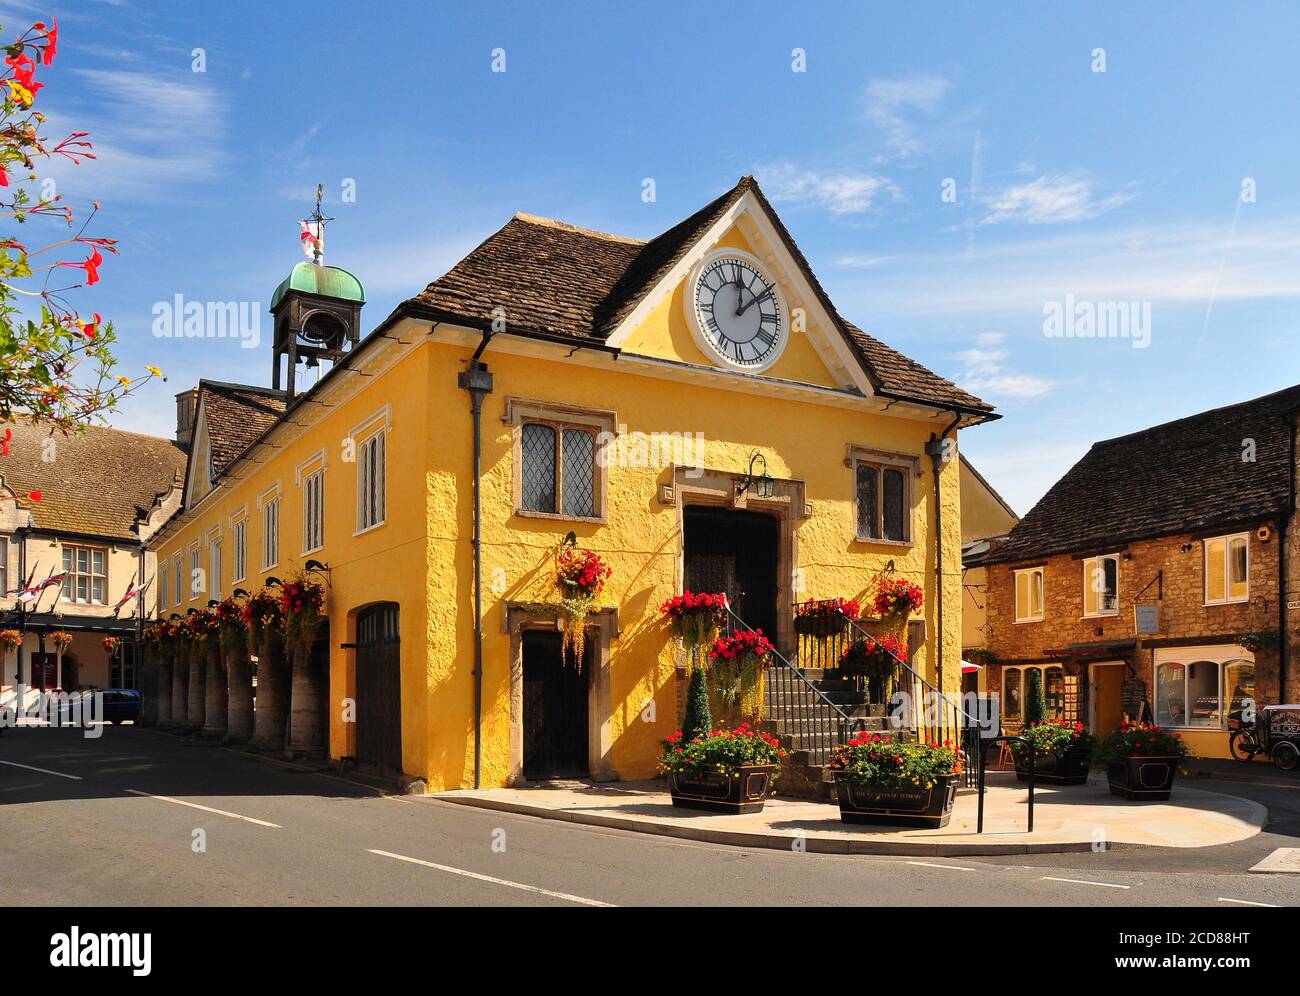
[149,177,997,789]
[958,455,1019,694]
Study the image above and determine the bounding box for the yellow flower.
[6,80,33,107]
[146,365,165,379]
[117,375,131,388]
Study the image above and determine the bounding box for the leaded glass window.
[521,423,557,513]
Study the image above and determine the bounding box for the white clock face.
[689,253,785,372]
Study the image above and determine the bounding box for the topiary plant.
[1025,668,1047,725]
[682,663,712,744]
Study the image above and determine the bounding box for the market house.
[981,385,1300,758]
[148,176,996,789]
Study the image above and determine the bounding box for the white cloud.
[830,215,1300,319]
[956,332,1056,400]
[41,68,229,201]
[981,174,1135,225]
[757,163,899,215]
[864,75,951,159]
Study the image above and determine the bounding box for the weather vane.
[299,183,335,266]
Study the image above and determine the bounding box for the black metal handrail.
[723,604,864,765]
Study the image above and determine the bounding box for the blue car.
[100,688,141,725]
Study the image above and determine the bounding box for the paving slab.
[1250,847,1300,873]
[434,773,1266,856]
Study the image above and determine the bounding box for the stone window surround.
[845,443,919,548]
[501,601,619,785]
[1014,565,1045,623]
[503,397,616,525]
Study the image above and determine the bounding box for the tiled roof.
[0,418,186,541]
[199,382,288,475]
[986,385,1300,564]
[408,176,993,415]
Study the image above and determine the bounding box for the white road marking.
[1218,897,1280,907]
[1042,876,1130,889]
[367,848,616,907]
[905,861,976,872]
[0,759,83,780]
[124,789,281,828]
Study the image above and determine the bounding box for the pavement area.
[1,724,1297,906]
[434,774,1266,855]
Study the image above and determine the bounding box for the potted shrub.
[793,597,860,638]
[659,723,784,814]
[1093,722,1188,800]
[1011,720,1095,785]
[828,733,959,828]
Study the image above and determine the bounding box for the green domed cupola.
[269,189,367,395]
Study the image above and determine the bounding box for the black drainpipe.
[924,412,963,698]
[458,332,495,789]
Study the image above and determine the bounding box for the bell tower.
[270,184,365,396]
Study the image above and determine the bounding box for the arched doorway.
[354,603,401,773]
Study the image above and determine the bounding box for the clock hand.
[733,266,748,316]
[738,284,774,315]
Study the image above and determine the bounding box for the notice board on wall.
[1062,674,1080,723]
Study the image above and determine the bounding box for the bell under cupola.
[270,184,365,396]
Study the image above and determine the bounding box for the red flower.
[27,490,41,503]
[40,19,58,66]
[59,248,104,286]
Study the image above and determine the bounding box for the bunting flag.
[299,221,323,259]
[113,574,152,617]
[21,569,66,604]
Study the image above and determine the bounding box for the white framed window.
[1001,664,1065,722]
[303,469,324,553]
[1014,567,1045,622]
[262,497,280,570]
[232,518,247,584]
[1155,646,1255,729]
[357,431,386,533]
[62,544,107,604]
[852,457,913,543]
[1204,533,1249,605]
[0,536,7,596]
[173,556,182,607]
[189,543,202,600]
[210,537,223,599]
[1082,554,1119,617]
[158,568,169,614]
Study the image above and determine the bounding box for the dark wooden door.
[683,506,780,641]
[522,629,590,780]
[355,605,401,773]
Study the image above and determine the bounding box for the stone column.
[250,631,288,752]
[139,648,158,727]
[186,641,206,729]
[155,651,173,725]
[170,645,189,728]
[286,639,325,757]
[202,640,227,739]
[225,639,254,744]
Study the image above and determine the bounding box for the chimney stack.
[175,387,199,450]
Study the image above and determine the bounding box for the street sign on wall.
[1134,603,1160,635]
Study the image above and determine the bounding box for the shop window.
[1001,664,1064,721]
[1156,657,1255,728]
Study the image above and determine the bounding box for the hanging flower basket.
[101,635,121,657]
[187,609,220,644]
[49,630,73,652]
[278,576,327,658]
[0,629,20,651]
[241,588,283,655]
[552,544,611,664]
[872,577,924,619]
[660,591,729,650]
[706,628,775,720]
[793,597,861,638]
[1235,628,1279,654]
[213,595,248,656]
[837,633,906,680]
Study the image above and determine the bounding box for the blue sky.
[7,0,1300,514]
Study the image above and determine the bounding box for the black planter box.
[1106,755,1180,800]
[669,764,774,814]
[833,772,959,828]
[1014,744,1091,785]
[794,615,847,639]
